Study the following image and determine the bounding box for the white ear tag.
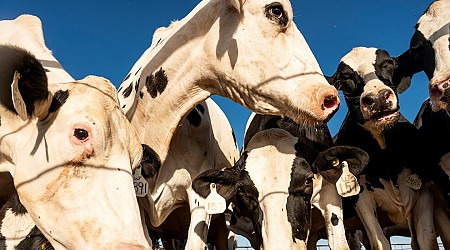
[205,183,226,215]
[11,71,28,120]
[133,167,149,197]
[336,161,360,197]
[405,174,422,190]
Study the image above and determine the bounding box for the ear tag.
[205,183,226,215]
[133,167,148,197]
[11,71,28,120]
[405,174,422,190]
[336,161,360,197]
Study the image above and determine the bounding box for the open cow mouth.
[370,110,399,122]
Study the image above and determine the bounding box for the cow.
[0,193,53,250]
[329,47,439,250]
[242,113,366,250]
[192,127,368,249]
[0,44,149,249]
[116,0,340,248]
[393,1,450,248]
[395,0,450,111]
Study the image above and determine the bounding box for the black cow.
[330,47,439,250]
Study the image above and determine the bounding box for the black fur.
[145,68,168,98]
[139,144,161,179]
[0,45,48,117]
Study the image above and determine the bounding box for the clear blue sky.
[0,0,433,149]
[0,1,436,247]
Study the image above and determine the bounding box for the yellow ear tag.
[205,183,226,215]
[11,71,28,120]
[133,167,148,197]
[405,174,422,190]
[336,161,360,197]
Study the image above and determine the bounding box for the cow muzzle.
[429,78,450,111]
[360,88,399,123]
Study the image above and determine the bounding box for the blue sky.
[1,1,435,247]
[0,1,434,149]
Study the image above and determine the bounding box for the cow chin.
[430,99,450,112]
[363,111,400,131]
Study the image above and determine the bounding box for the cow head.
[329,47,407,135]
[395,0,450,111]
[192,128,368,249]
[0,45,149,249]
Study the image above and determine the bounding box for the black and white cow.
[192,127,368,249]
[330,47,439,250]
[393,1,450,248]
[242,113,367,250]
[0,193,53,250]
[395,0,450,111]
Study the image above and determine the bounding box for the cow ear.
[192,168,239,201]
[393,49,421,94]
[192,151,248,201]
[0,45,50,120]
[313,146,369,183]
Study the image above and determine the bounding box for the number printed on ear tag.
[11,71,28,121]
[336,161,360,197]
[133,167,149,197]
[205,183,226,215]
[405,174,422,190]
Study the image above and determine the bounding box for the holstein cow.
[192,128,368,249]
[0,45,149,249]
[330,47,438,250]
[394,0,450,247]
[117,0,339,248]
[242,113,366,250]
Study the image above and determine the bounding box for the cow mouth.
[370,110,399,122]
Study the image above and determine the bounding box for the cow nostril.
[323,95,338,109]
[362,96,374,106]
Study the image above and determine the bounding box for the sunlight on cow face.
[214,0,340,123]
[10,77,148,249]
[331,47,400,131]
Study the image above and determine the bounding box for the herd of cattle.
[0,0,449,249]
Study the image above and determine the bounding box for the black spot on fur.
[331,213,339,226]
[145,68,168,98]
[48,90,69,113]
[232,130,237,147]
[15,226,54,250]
[196,104,205,114]
[139,91,144,99]
[122,104,126,109]
[135,67,142,75]
[287,158,313,241]
[134,80,139,93]
[140,144,161,179]
[123,72,131,82]
[0,45,48,117]
[186,107,201,127]
[122,83,133,98]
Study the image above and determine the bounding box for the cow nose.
[322,93,339,117]
[361,94,375,108]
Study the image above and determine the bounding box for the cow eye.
[265,3,288,27]
[305,176,314,185]
[269,5,283,18]
[73,128,89,140]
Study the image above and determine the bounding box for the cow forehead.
[340,47,378,77]
[416,0,450,40]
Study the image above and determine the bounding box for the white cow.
[117,0,340,248]
[0,17,149,249]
